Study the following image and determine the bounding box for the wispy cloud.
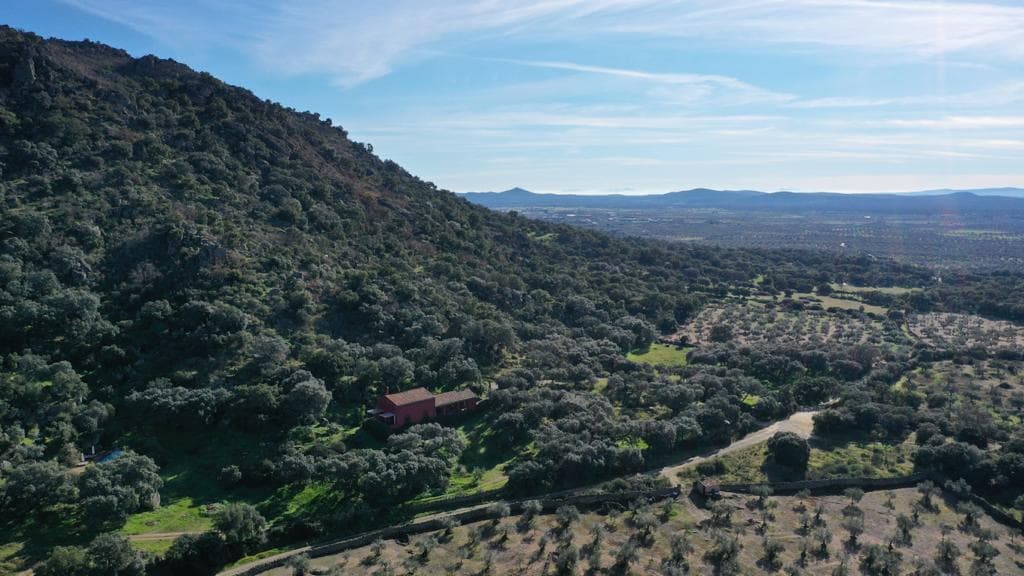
[793,82,1024,109]
[59,0,274,50]
[63,0,662,85]
[412,108,783,131]
[62,0,1024,86]
[883,116,1024,129]
[503,59,763,90]
[496,58,795,105]
[602,0,1024,60]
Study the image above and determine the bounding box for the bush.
[361,417,392,441]
[287,554,311,576]
[767,431,810,471]
[162,531,227,575]
[35,546,90,576]
[214,503,268,554]
[915,423,941,445]
[36,533,148,576]
[709,324,733,343]
[697,459,727,476]
[218,465,242,487]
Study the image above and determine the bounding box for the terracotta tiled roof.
[435,389,477,407]
[383,387,435,406]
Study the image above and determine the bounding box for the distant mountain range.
[904,188,1024,198]
[461,187,1024,213]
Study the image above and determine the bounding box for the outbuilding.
[693,478,721,499]
[435,389,478,416]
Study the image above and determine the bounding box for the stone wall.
[718,473,928,495]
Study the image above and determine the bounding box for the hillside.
[3,26,1024,575]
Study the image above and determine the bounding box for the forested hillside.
[2,26,1022,574]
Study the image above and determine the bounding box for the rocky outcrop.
[13,55,36,86]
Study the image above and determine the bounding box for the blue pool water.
[97,449,125,463]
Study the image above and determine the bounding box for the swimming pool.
[96,449,125,463]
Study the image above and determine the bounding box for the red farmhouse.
[372,387,478,428]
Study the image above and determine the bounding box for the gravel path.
[659,409,818,484]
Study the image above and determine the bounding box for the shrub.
[768,431,810,471]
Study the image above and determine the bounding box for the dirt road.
[659,409,818,484]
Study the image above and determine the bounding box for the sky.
[4,0,1024,194]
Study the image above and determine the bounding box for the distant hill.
[461,187,1024,213]
[903,187,1024,198]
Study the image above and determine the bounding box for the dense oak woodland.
[2,27,1024,574]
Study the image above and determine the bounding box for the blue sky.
[4,0,1024,193]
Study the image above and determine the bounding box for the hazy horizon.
[462,186,1024,196]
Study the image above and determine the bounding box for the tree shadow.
[759,458,806,483]
[0,504,92,569]
[456,412,511,476]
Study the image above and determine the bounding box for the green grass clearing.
[617,437,650,450]
[793,292,889,315]
[122,497,214,535]
[130,538,176,556]
[831,283,920,296]
[627,343,690,367]
[0,541,24,575]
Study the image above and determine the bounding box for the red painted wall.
[377,397,436,428]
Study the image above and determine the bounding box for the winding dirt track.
[658,409,818,484]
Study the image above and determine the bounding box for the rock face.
[13,55,36,86]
